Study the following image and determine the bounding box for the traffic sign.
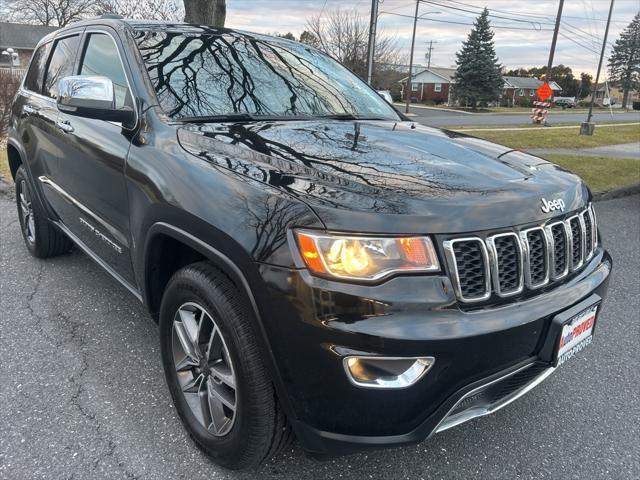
[536,82,553,101]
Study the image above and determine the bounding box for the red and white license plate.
[557,304,598,366]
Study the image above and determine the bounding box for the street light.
[405,5,441,114]
[1,47,19,75]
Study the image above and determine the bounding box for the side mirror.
[57,76,135,126]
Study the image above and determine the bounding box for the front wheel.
[159,262,292,469]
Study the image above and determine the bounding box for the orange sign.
[536,82,553,101]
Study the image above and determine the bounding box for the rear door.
[33,33,83,218]
[47,28,137,284]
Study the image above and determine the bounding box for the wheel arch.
[142,221,299,425]
[6,139,24,181]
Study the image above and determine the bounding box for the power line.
[379,10,554,31]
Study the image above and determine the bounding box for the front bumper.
[254,247,612,455]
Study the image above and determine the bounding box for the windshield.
[133,29,401,121]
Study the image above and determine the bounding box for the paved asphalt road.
[1,190,638,480]
[401,106,640,127]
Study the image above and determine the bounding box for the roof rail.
[99,13,124,19]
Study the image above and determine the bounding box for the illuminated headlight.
[294,230,440,281]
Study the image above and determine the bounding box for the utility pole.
[366,0,379,86]
[583,0,615,134]
[426,40,434,68]
[545,0,565,83]
[405,0,420,114]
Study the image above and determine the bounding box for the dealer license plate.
[556,304,598,366]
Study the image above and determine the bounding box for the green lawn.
[464,123,640,149]
[0,148,10,181]
[542,154,640,193]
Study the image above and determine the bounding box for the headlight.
[294,230,440,281]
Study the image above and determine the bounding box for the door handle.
[56,121,74,133]
[23,105,38,115]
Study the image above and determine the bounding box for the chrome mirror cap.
[57,75,115,110]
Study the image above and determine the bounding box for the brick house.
[399,67,456,104]
[0,22,58,75]
[502,76,562,106]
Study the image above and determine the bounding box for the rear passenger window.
[43,35,80,99]
[23,42,51,93]
[79,33,132,110]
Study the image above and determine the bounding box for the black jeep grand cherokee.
[7,18,611,469]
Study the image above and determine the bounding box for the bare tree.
[94,0,183,21]
[184,0,225,27]
[4,0,97,26]
[306,7,403,84]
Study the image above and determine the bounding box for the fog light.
[343,356,434,389]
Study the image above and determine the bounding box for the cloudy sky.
[224,0,638,77]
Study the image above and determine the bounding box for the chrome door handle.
[23,105,38,115]
[56,121,74,133]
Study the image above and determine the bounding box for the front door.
[45,28,137,285]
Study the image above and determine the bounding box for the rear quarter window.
[23,42,52,94]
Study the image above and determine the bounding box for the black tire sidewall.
[159,268,266,466]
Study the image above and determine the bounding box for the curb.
[593,183,640,201]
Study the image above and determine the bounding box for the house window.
[519,89,524,96]
[411,83,419,92]
[434,83,442,93]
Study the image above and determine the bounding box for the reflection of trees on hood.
[133,27,365,118]
[196,122,488,198]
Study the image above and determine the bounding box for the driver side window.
[79,33,132,110]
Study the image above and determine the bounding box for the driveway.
[1,191,638,480]
[399,106,640,127]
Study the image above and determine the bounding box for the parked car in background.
[553,97,577,109]
[6,17,611,470]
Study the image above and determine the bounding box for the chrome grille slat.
[520,227,550,289]
[445,206,596,303]
[486,232,523,297]
[442,238,491,303]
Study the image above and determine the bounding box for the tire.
[15,165,72,258]
[159,261,293,469]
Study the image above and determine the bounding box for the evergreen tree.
[607,13,640,108]
[453,8,503,110]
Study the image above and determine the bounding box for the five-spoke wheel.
[172,302,237,436]
[18,179,36,245]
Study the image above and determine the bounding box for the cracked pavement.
[1,191,639,480]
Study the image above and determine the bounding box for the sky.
[224,0,639,77]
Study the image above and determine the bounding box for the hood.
[177,119,590,234]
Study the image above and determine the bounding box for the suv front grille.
[443,205,597,303]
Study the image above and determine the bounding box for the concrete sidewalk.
[527,142,640,159]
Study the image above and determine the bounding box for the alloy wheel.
[19,180,36,244]
[172,302,238,436]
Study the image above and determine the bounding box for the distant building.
[0,22,58,74]
[592,82,640,108]
[502,76,562,106]
[399,67,456,104]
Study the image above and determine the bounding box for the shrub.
[632,101,640,111]
[0,69,22,135]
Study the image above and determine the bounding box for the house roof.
[0,22,58,50]
[503,76,562,91]
[400,66,456,83]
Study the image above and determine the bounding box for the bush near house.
[1,69,22,135]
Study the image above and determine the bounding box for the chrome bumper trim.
[435,363,555,433]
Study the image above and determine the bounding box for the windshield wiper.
[319,113,389,121]
[175,113,314,123]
